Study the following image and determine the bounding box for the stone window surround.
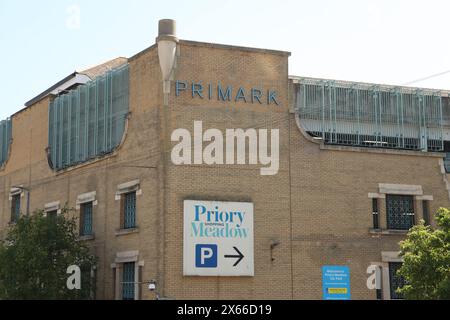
[368,262,383,298]
[76,191,98,210]
[368,184,433,232]
[370,251,404,300]
[115,228,139,237]
[378,183,423,196]
[379,251,403,300]
[111,250,144,300]
[369,184,434,201]
[9,186,25,200]
[114,180,142,201]
[8,187,25,224]
[114,180,142,233]
[76,192,97,241]
[43,201,62,216]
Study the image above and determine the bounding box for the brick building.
[1,19,449,300]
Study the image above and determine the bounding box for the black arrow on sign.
[224,247,244,267]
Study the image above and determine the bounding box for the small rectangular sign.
[183,200,254,276]
[322,266,351,300]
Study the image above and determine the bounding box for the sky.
[1,0,450,119]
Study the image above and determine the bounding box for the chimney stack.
[157,19,177,41]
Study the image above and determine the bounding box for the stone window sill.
[77,234,95,241]
[369,228,409,235]
[115,228,139,237]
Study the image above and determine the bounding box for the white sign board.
[183,200,254,276]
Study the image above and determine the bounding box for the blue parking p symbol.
[195,244,217,268]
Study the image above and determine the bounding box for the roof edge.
[129,39,291,63]
[179,39,291,57]
[129,44,157,62]
[289,75,450,95]
[24,72,77,107]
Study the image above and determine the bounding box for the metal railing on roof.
[294,77,449,152]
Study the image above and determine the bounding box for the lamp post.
[11,185,30,216]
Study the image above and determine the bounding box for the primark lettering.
[175,80,279,105]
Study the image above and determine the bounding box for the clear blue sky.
[1,0,450,119]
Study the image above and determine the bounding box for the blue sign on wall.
[322,266,351,300]
[195,244,218,268]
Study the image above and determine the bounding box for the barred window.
[389,262,406,300]
[372,198,380,229]
[122,262,135,300]
[121,192,136,229]
[422,200,430,226]
[81,264,96,300]
[386,195,415,230]
[80,202,93,236]
[11,194,21,223]
[48,64,129,170]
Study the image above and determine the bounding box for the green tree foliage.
[0,208,97,300]
[398,208,450,300]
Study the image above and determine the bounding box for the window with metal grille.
[80,264,96,300]
[372,198,380,229]
[48,64,129,170]
[386,195,415,230]
[122,192,136,229]
[389,262,406,300]
[80,202,93,236]
[0,119,12,167]
[122,262,135,300]
[422,200,430,226]
[10,194,20,223]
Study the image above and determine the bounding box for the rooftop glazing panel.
[48,64,129,170]
[293,77,450,152]
[0,119,12,168]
